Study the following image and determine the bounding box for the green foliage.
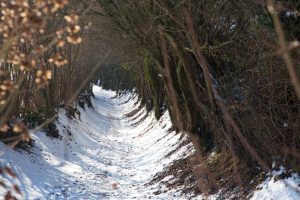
[143,51,156,90]
[257,4,300,40]
[23,109,47,129]
[122,63,130,71]
[142,49,165,118]
[258,12,274,31]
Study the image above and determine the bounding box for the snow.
[0,85,197,199]
[0,85,299,199]
[250,168,300,200]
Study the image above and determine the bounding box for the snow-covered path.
[2,86,299,200]
[0,86,196,199]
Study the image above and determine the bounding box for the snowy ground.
[0,86,196,199]
[250,168,300,200]
[0,86,299,199]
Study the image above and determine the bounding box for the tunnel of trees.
[0,0,300,197]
